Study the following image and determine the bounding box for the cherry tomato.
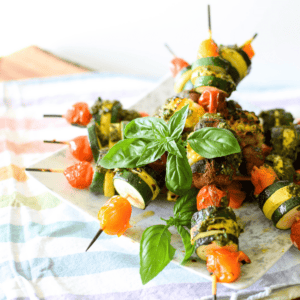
[291,218,300,250]
[226,181,246,209]
[198,87,227,114]
[170,57,189,77]
[206,249,251,283]
[69,136,93,162]
[251,165,278,196]
[64,161,94,189]
[197,184,227,211]
[139,112,149,117]
[98,196,132,236]
[197,39,219,59]
[242,43,255,60]
[64,102,92,126]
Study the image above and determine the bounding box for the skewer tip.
[85,228,103,252]
[212,273,217,299]
[164,43,176,57]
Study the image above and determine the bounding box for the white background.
[1,0,300,87]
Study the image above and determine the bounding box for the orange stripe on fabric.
[0,164,28,182]
[0,140,64,154]
[0,117,69,130]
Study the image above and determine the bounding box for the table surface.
[0,50,300,300]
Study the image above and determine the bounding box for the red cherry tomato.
[64,102,92,126]
[291,218,300,250]
[98,196,132,236]
[64,161,94,189]
[197,39,219,59]
[206,249,251,283]
[197,184,227,211]
[198,87,227,114]
[170,57,189,77]
[69,136,93,162]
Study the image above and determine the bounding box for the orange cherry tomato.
[64,102,92,126]
[291,218,300,250]
[206,249,251,283]
[69,136,93,162]
[170,57,189,77]
[197,39,219,59]
[64,161,94,189]
[197,184,227,211]
[251,165,278,196]
[98,196,132,236]
[198,87,227,114]
[242,43,255,60]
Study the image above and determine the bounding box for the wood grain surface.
[0,46,91,81]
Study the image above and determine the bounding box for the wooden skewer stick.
[208,5,212,39]
[43,114,63,118]
[164,43,177,57]
[251,33,258,42]
[25,168,64,173]
[86,228,103,252]
[241,33,258,48]
[44,140,69,145]
[212,274,217,300]
[232,176,251,181]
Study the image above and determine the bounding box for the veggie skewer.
[44,136,93,162]
[44,102,92,126]
[191,184,251,282]
[86,196,132,251]
[25,161,94,189]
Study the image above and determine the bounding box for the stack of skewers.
[26,5,300,299]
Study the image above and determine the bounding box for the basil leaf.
[168,104,189,139]
[187,127,241,159]
[165,139,182,157]
[99,138,150,169]
[125,117,168,140]
[176,225,195,264]
[137,140,166,166]
[152,122,168,140]
[140,225,176,285]
[165,145,192,196]
[173,187,198,228]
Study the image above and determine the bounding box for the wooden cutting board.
[0,46,91,81]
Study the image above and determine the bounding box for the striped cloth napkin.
[0,72,300,300]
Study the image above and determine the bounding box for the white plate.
[27,75,292,290]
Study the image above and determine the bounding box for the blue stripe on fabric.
[0,251,200,284]
[0,221,116,243]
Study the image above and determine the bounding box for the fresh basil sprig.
[99,104,192,195]
[140,188,198,285]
